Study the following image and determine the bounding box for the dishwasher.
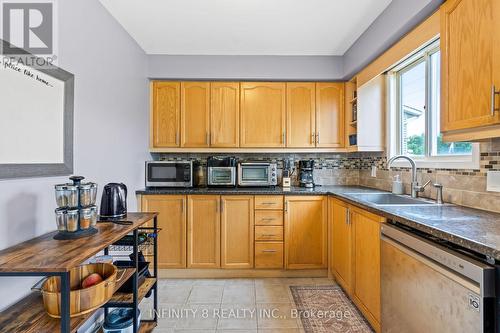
[381,223,497,333]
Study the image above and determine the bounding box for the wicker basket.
[32,263,120,318]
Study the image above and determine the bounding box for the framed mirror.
[0,39,74,179]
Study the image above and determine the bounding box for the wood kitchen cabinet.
[220,196,254,269]
[181,82,210,147]
[141,195,186,268]
[285,196,328,269]
[352,205,385,332]
[211,82,240,147]
[316,83,345,148]
[151,81,181,148]
[240,82,286,147]
[187,195,221,268]
[441,0,500,141]
[329,197,354,295]
[286,82,316,148]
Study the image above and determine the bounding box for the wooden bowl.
[33,263,118,318]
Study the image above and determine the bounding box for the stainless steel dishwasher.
[381,223,496,333]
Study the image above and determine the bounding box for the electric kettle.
[100,183,127,220]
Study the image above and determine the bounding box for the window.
[388,40,479,169]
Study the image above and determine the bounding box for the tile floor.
[140,277,336,333]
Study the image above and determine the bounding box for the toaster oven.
[238,162,277,187]
[145,161,193,187]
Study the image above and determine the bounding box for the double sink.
[346,192,440,207]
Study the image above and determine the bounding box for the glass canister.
[55,208,67,231]
[55,184,78,208]
[80,205,97,229]
[66,209,79,232]
[79,183,98,207]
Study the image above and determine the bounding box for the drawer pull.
[262,250,277,253]
[261,202,276,205]
[260,234,277,237]
[261,218,275,221]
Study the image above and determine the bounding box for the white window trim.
[385,40,480,170]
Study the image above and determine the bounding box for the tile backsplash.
[153,139,500,213]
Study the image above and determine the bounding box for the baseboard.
[158,269,328,279]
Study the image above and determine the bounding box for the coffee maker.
[299,160,315,188]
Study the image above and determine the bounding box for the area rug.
[289,285,374,333]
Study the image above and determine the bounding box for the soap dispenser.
[392,174,404,195]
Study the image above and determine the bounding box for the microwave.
[238,162,278,187]
[145,161,193,187]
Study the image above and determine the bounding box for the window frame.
[387,39,480,170]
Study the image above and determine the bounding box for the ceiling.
[99,0,393,56]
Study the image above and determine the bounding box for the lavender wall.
[148,55,344,81]
[0,0,148,310]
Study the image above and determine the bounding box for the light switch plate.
[487,171,500,192]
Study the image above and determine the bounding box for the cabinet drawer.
[255,226,283,241]
[255,210,283,226]
[255,196,283,210]
[255,242,284,269]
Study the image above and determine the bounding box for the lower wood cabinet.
[141,195,186,268]
[255,242,284,269]
[285,196,328,269]
[221,196,254,269]
[352,206,384,332]
[187,195,221,268]
[330,198,385,333]
[329,197,353,294]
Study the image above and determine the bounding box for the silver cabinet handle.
[262,250,277,253]
[284,201,288,212]
[311,133,315,144]
[317,132,320,144]
[261,218,276,222]
[261,202,276,205]
[220,199,224,213]
[282,133,285,144]
[492,85,499,116]
[346,208,350,225]
[260,234,277,237]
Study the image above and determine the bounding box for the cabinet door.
[181,82,210,147]
[286,82,316,147]
[285,196,327,269]
[220,196,254,268]
[441,0,500,131]
[352,207,385,331]
[316,83,344,147]
[141,195,186,268]
[240,82,286,147]
[329,198,353,294]
[211,82,240,147]
[187,195,220,268]
[151,81,180,147]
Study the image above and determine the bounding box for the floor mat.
[289,285,374,333]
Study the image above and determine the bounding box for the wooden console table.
[0,212,158,333]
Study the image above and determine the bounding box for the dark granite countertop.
[137,186,500,261]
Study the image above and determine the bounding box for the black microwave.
[145,161,193,187]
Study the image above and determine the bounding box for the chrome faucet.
[387,155,430,198]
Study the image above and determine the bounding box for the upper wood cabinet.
[151,81,181,147]
[316,83,345,148]
[329,197,354,295]
[286,82,316,148]
[284,196,328,269]
[352,206,385,332]
[240,82,286,147]
[181,82,210,147]
[211,82,240,147]
[441,0,500,140]
[221,196,254,269]
[141,195,186,268]
[187,195,221,268]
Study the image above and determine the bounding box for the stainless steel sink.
[349,193,437,206]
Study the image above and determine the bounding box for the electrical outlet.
[371,165,377,178]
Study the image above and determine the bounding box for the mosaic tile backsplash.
[153,138,500,213]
